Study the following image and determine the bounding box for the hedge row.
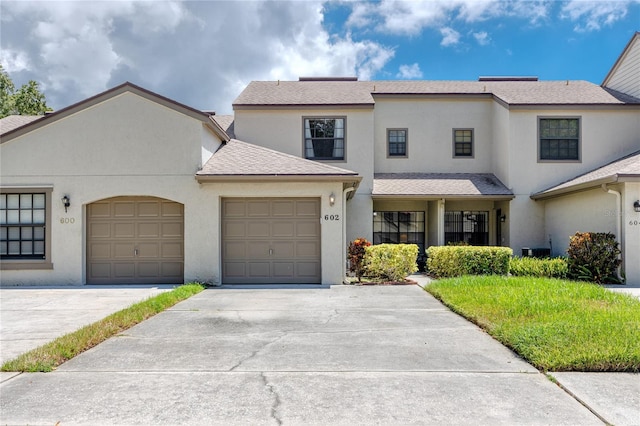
[426,246,512,278]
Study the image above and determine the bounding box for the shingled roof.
[532,150,640,200]
[234,79,639,108]
[197,139,361,182]
[0,115,44,136]
[373,173,513,199]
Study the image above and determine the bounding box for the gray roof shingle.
[211,115,235,139]
[0,115,44,136]
[233,80,639,107]
[533,151,640,198]
[373,173,513,198]
[198,139,359,177]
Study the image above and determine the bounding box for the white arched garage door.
[86,196,184,284]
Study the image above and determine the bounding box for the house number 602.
[60,217,76,224]
[324,214,340,221]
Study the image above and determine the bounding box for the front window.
[453,129,473,157]
[373,211,425,253]
[1,193,47,259]
[387,129,407,157]
[539,118,580,161]
[304,118,345,160]
[444,211,489,245]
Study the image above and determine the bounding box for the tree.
[0,65,51,118]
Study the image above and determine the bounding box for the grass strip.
[426,276,640,372]
[1,283,205,372]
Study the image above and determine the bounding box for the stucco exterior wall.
[0,92,223,285]
[622,182,640,285]
[197,181,346,285]
[372,97,494,174]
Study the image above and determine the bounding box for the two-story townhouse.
[1,33,638,286]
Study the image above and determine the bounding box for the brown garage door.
[87,196,184,284]
[222,198,321,284]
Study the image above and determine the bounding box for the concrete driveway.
[2,283,626,425]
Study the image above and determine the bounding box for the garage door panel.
[222,198,320,284]
[273,262,294,278]
[89,243,111,258]
[272,241,294,258]
[161,222,183,238]
[272,221,295,237]
[248,241,270,258]
[247,222,269,237]
[272,201,294,217]
[89,223,110,239]
[248,262,270,277]
[247,201,270,217]
[86,196,184,284]
[114,222,135,238]
[114,202,135,217]
[296,221,320,237]
[138,202,160,217]
[138,223,159,238]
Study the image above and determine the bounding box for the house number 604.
[630,220,639,226]
[60,217,76,224]
[324,214,340,221]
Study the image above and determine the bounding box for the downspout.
[602,184,623,281]
[342,185,356,283]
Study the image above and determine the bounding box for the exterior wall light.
[634,200,640,213]
[61,195,70,213]
[500,214,507,223]
[329,193,335,206]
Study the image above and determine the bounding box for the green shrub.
[509,256,568,278]
[426,246,512,278]
[567,232,622,284]
[364,244,418,282]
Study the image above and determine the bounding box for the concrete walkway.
[0,281,638,425]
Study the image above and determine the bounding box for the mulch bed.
[353,278,418,286]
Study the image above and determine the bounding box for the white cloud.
[0,1,394,114]
[440,27,461,46]
[396,63,423,79]
[561,0,634,31]
[473,31,490,45]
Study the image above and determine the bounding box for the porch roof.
[531,150,640,200]
[372,173,514,199]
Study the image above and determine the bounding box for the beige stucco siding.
[0,92,224,285]
[622,182,640,285]
[373,97,494,174]
[198,181,345,285]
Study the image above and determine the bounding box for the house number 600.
[324,214,340,221]
[60,217,76,224]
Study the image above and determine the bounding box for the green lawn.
[426,276,640,372]
[1,283,205,372]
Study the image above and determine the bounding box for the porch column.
[437,198,445,246]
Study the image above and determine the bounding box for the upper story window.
[539,118,580,161]
[304,117,345,160]
[387,129,407,157]
[453,129,473,158]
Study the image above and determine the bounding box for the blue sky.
[1,1,638,114]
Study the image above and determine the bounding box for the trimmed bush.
[427,246,512,278]
[364,243,418,282]
[567,232,622,284]
[509,256,568,279]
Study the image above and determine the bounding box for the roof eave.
[195,174,362,183]
[531,175,622,200]
[233,103,374,111]
[372,194,514,200]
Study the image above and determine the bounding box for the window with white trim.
[304,118,345,160]
[539,118,580,161]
